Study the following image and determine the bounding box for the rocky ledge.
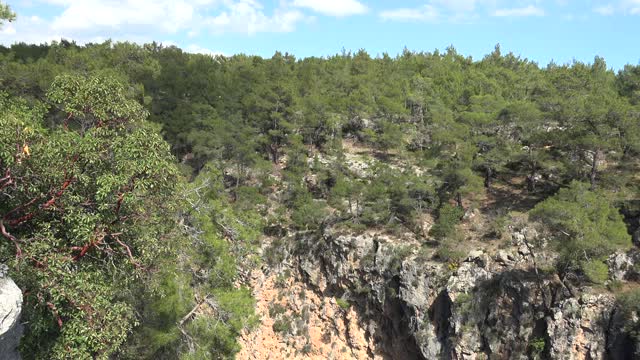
[295,227,640,359]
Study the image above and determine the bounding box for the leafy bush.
[581,260,609,284]
[291,196,328,230]
[269,303,287,318]
[530,181,630,275]
[272,317,293,334]
[529,337,546,356]
[335,298,351,310]
[430,204,465,240]
[608,280,624,292]
[434,243,466,264]
[181,288,258,360]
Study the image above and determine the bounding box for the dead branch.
[179,296,208,327]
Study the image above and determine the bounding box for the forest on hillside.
[2,4,640,358]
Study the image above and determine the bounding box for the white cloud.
[185,44,225,57]
[0,0,310,47]
[623,0,640,14]
[432,0,479,13]
[594,5,615,15]
[291,0,367,17]
[492,5,545,17]
[205,1,307,34]
[49,0,198,33]
[379,5,439,22]
[0,24,16,36]
[0,15,65,45]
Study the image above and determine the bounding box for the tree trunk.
[526,175,535,192]
[456,192,463,209]
[484,166,493,189]
[270,144,279,164]
[590,148,599,191]
[527,148,536,192]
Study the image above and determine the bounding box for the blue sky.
[1,0,639,70]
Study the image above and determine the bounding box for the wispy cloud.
[379,1,482,23]
[623,0,640,14]
[203,1,307,35]
[432,0,480,14]
[591,1,640,16]
[379,5,439,22]
[291,0,367,17]
[492,5,545,17]
[379,1,547,22]
[593,4,615,15]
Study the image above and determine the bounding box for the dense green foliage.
[430,204,465,240]
[1,74,179,358]
[0,32,639,358]
[531,181,631,277]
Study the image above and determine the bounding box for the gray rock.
[466,250,489,268]
[495,250,515,265]
[296,225,637,360]
[547,294,615,360]
[607,252,635,281]
[467,250,484,260]
[0,274,22,360]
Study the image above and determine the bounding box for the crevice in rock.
[380,293,426,359]
[605,306,636,360]
[430,290,453,359]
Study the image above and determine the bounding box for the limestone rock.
[495,249,515,265]
[547,294,616,360]
[0,270,22,360]
[252,225,640,360]
[607,251,639,281]
[607,253,634,281]
[466,250,488,268]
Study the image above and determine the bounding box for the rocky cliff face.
[289,226,640,360]
[0,266,23,360]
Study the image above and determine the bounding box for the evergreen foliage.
[0,32,639,358]
[531,181,631,273]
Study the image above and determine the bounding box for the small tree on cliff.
[530,181,630,281]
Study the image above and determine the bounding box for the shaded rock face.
[608,252,640,282]
[0,268,23,360]
[296,228,638,360]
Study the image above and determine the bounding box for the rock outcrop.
[293,227,639,359]
[0,265,23,360]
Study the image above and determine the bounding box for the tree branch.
[46,302,63,328]
[114,236,141,268]
[0,220,21,258]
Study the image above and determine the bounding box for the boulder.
[0,265,22,360]
[607,252,636,281]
